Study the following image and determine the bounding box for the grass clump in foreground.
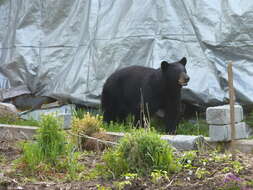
[16,114,83,180]
[100,129,180,178]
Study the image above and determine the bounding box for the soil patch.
[0,141,253,190]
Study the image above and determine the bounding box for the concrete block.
[209,122,248,142]
[206,104,243,125]
[0,124,37,141]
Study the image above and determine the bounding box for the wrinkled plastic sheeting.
[0,0,253,107]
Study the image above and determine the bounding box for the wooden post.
[227,62,235,141]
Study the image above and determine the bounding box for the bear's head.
[161,57,190,87]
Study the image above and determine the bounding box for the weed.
[195,167,210,179]
[72,108,102,120]
[245,111,253,127]
[0,153,7,164]
[209,151,232,162]
[83,165,102,180]
[180,151,197,164]
[72,112,102,136]
[101,115,136,133]
[230,161,243,174]
[72,108,87,119]
[16,114,83,180]
[101,129,179,178]
[150,170,169,184]
[96,184,112,190]
[71,112,103,150]
[36,114,66,164]
[124,173,138,180]
[222,167,231,173]
[176,118,209,136]
[113,180,132,190]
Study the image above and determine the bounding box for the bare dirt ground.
[1,140,253,190]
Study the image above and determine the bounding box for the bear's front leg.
[164,99,181,134]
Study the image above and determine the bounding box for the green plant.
[96,185,112,190]
[72,112,102,136]
[101,115,136,133]
[245,110,253,127]
[36,114,66,164]
[180,151,197,164]
[113,180,132,190]
[56,149,85,180]
[16,114,82,179]
[176,116,209,136]
[72,107,103,119]
[195,167,210,179]
[124,173,138,180]
[101,129,179,178]
[72,108,87,119]
[179,151,197,169]
[212,152,232,163]
[0,153,7,164]
[230,161,243,174]
[151,170,169,184]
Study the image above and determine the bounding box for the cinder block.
[206,105,243,125]
[209,122,248,142]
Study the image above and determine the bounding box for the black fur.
[101,57,190,134]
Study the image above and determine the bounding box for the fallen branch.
[67,131,118,146]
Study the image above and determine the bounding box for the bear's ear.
[179,57,187,66]
[161,61,170,72]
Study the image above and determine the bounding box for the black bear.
[101,57,190,133]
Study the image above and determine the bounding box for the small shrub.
[101,129,179,178]
[72,112,102,136]
[71,112,104,150]
[36,114,66,164]
[17,114,82,179]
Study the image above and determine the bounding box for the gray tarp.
[0,0,253,107]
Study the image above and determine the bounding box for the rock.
[0,103,19,120]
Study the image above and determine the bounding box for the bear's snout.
[178,72,190,86]
[185,75,190,82]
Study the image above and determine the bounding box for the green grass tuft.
[100,129,180,178]
[16,114,83,179]
[176,119,209,136]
